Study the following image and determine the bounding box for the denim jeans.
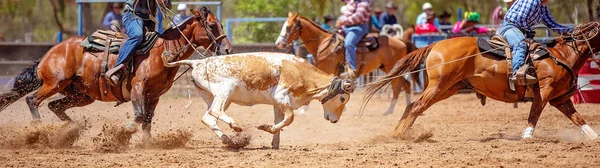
[343,23,369,71]
[115,11,144,67]
[496,22,527,74]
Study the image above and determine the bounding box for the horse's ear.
[192,9,201,17]
[288,11,293,17]
[292,12,299,20]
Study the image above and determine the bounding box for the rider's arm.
[340,1,370,26]
[102,12,115,28]
[541,6,573,34]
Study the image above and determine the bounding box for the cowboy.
[378,2,398,28]
[172,3,190,26]
[105,0,172,86]
[498,0,572,83]
[335,0,371,79]
[438,11,452,33]
[416,2,440,30]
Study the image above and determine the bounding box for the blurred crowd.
[313,0,517,37]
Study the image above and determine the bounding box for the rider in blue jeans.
[105,0,171,86]
[498,0,572,84]
[336,0,371,79]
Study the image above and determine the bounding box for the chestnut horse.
[363,22,600,140]
[275,13,418,115]
[0,7,231,140]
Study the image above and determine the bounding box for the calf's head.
[318,77,356,123]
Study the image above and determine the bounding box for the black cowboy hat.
[439,11,451,19]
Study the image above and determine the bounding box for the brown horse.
[275,13,418,115]
[363,22,600,140]
[0,7,231,140]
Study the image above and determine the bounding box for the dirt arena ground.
[1,91,600,167]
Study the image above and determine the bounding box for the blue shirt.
[103,12,122,29]
[371,15,382,30]
[321,23,332,31]
[378,12,397,27]
[503,0,572,33]
[416,12,440,29]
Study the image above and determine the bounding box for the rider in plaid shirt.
[336,0,371,79]
[498,0,572,83]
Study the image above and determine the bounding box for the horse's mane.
[298,16,330,34]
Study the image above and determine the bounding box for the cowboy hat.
[439,11,451,18]
[386,2,398,9]
[422,2,433,10]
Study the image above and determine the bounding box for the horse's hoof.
[230,123,243,132]
[220,134,233,145]
[30,120,42,126]
[382,111,393,116]
[257,124,273,133]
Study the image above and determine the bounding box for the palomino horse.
[275,13,418,115]
[0,7,231,140]
[363,22,600,140]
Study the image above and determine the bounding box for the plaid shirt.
[339,0,371,26]
[503,0,572,34]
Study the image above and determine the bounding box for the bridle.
[279,19,303,45]
[566,22,600,66]
[198,14,228,56]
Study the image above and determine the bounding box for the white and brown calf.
[162,52,355,148]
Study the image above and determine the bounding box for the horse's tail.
[161,53,195,68]
[360,44,433,114]
[0,62,42,112]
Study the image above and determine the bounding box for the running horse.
[0,7,231,141]
[363,22,600,140]
[275,13,418,115]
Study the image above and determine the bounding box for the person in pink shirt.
[335,0,371,79]
[452,12,494,35]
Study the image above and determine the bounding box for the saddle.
[80,30,159,55]
[79,29,159,104]
[335,31,380,53]
[475,36,574,103]
[331,32,380,76]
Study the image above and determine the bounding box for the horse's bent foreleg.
[258,105,294,135]
[551,100,598,140]
[522,85,550,139]
[271,105,284,149]
[48,93,94,121]
[141,98,159,140]
[394,82,463,136]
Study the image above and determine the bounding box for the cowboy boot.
[105,64,125,86]
[510,65,537,86]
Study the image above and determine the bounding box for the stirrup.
[105,64,125,86]
[510,66,537,86]
[339,65,357,80]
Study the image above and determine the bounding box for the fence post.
[57,31,63,42]
[78,3,83,36]
[157,7,163,33]
[458,8,463,22]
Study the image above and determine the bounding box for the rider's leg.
[105,12,144,84]
[498,23,527,74]
[342,23,369,78]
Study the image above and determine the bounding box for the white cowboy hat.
[177,4,187,11]
[422,2,433,11]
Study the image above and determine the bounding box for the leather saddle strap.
[100,39,112,100]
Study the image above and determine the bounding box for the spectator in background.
[172,4,190,26]
[321,15,334,31]
[416,2,440,29]
[438,11,452,33]
[378,2,398,28]
[492,0,515,27]
[415,12,439,34]
[370,8,383,32]
[103,3,123,30]
[452,12,492,35]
